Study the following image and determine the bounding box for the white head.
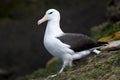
[37,9,60,25]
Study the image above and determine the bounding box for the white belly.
[44,37,74,58]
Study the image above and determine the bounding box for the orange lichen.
[98,31,120,42]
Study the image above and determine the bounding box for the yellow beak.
[37,15,48,25]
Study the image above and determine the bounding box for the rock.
[100,40,120,51]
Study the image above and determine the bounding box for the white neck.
[44,19,64,37]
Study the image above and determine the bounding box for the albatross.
[37,9,105,77]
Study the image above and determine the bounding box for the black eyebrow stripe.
[49,11,54,14]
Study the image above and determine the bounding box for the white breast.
[44,36,74,58]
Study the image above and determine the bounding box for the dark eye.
[49,12,53,14]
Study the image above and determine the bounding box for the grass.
[91,23,120,40]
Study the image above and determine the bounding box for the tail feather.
[93,49,101,54]
[97,41,108,46]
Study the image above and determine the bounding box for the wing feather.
[57,33,99,52]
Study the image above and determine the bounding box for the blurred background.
[0,0,119,80]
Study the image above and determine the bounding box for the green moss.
[91,24,120,40]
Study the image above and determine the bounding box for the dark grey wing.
[57,33,100,52]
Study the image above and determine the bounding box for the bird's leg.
[48,54,73,78]
[59,61,68,73]
[48,61,68,78]
[68,60,73,67]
